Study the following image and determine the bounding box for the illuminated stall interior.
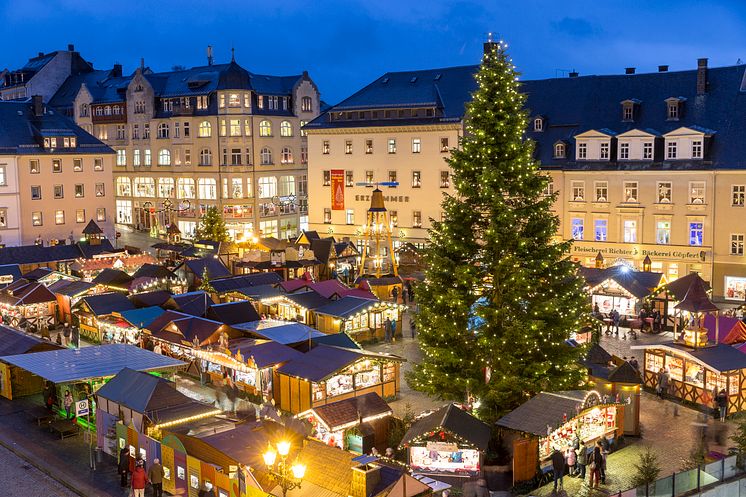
[273,344,402,414]
[313,296,405,342]
[579,264,663,319]
[0,280,57,328]
[259,292,331,325]
[74,292,135,342]
[400,403,491,477]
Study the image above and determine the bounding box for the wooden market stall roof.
[205,300,260,325]
[654,272,711,301]
[232,320,326,345]
[0,281,56,306]
[632,341,746,375]
[118,306,166,329]
[496,391,591,437]
[311,392,392,432]
[79,292,135,316]
[313,296,386,319]
[703,315,746,344]
[0,325,62,355]
[228,339,303,368]
[675,276,718,313]
[131,263,176,280]
[579,265,663,299]
[210,272,283,293]
[401,403,490,451]
[0,344,184,383]
[47,279,95,297]
[170,291,215,317]
[277,344,404,383]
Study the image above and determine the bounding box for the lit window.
[623,219,637,242]
[258,177,277,198]
[96,208,106,222]
[228,93,240,107]
[144,149,152,166]
[440,137,449,153]
[412,138,421,153]
[177,178,195,199]
[412,171,421,188]
[301,96,313,112]
[689,222,703,246]
[323,208,331,224]
[594,219,607,241]
[553,142,566,158]
[199,149,212,166]
[229,119,241,137]
[412,211,422,228]
[117,149,127,166]
[624,181,638,202]
[388,139,396,154]
[731,234,745,255]
[32,211,42,226]
[346,209,354,225]
[594,181,608,202]
[30,160,40,174]
[158,149,171,166]
[656,220,671,244]
[390,210,398,227]
[388,171,397,185]
[197,178,217,200]
[280,121,292,137]
[689,181,705,204]
[323,171,331,186]
[53,159,62,173]
[365,139,373,154]
[55,210,65,225]
[0,166,6,186]
[158,178,174,198]
[440,171,450,188]
[73,159,83,172]
[260,147,273,165]
[657,182,672,203]
[95,183,105,197]
[571,218,584,240]
[280,147,293,164]
[533,117,543,132]
[345,140,353,154]
[365,171,374,184]
[76,209,85,223]
[571,181,585,201]
[116,177,131,196]
[198,121,212,138]
[322,141,330,154]
[259,120,272,137]
[733,185,746,206]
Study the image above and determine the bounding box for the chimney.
[67,44,75,52]
[32,95,43,117]
[111,63,123,78]
[38,52,44,57]
[697,58,708,94]
[658,65,669,72]
[351,464,381,497]
[140,58,145,70]
[569,71,579,78]
[207,45,214,66]
[625,67,636,75]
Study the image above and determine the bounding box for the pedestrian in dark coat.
[550,448,565,491]
[384,317,392,342]
[118,446,130,487]
[391,286,399,303]
[717,389,728,421]
[588,445,602,488]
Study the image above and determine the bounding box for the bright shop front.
[313,296,405,342]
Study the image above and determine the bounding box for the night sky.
[3,0,746,104]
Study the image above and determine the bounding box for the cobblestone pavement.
[116,225,159,251]
[0,442,77,497]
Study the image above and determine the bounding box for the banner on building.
[331,169,345,210]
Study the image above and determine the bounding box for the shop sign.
[570,241,708,262]
[75,399,89,417]
[331,169,345,210]
[426,441,458,452]
[0,275,13,284]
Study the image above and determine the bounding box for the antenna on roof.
[231,46,235,63]
[207,45,213,66]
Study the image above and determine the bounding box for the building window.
[619,142,629,160]
[53,159,62,173]
[594,219,607,241]
[72,158,82,172]
[388,139,396,154]
[117,149,126,166]
[198,178,217,200]
[346,209,354,225]
[666,141,677,159]
[30,160,40,174]
[689,181,705,204]
[301,96,313,112]
[323,208,331,224]
[733,185,746,206]
[280,121,292,137]
[412,138,421,153]
[571,181,585,201]
[388,171,397,185]
[594,181,608,202]
[157,123,169,139]
[55,210,65,225]
[96,208,106,222]
[577,143,587,160]
[533,117,543,132]
[116,177,131,196]
[440,137,449,152]
[197,95,208,109]
[542,180,554,196]
[31,186,41,200]
[177,178,195,199]
[259,120,272,137]
[199,148,212,166]
[657,182,672,203]
[281,147,293,164]
[322,141,330,155]
[73,184,84,198]
[440,171,450,188]
[158,149,171,166]
[198,121,212,138]
[624,181,638,202]
[144,149,152,166]
[365,139,373,154]
[323,171,331,186]
[345,140,353,155]
[95,183,105,197]
[32,212,42,226]
[365,171,374,184]
[53,184,63,199]
[390,210,398,227]
[219,119,227,137]
[667,102,679,120]
[623,219,637,243]
[622,105,633,121]
[412,171,421,188]
[656,220,671,244]
[571,218,584,240]
[227,119,240,137]
[174,122,180,138]
[345,171,354,187]
[689,222,703,246]
[692,140,703,159]
[600,142,610,160]
[731,234,745,255]
[158,178,175,198]
[642,142,653,160]
[228,93,240,107]
[260,147,273,165]
[76,209,85,223]
[553,142,566,159]
[116,125,126,140]
[412,211,422,228]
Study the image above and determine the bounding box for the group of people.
[117,447,166,497]
[390,282,415,305]
[383,316,397,342]
[550,436,611,492]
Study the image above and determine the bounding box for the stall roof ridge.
[401,403,491,451]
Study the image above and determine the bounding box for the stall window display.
[667,356,684,382]
[234,370,256,387]
[383,363,396,383]
[326,374,353,397]
[684,362,705,388]
[706,373,728,395]
[646,353,664,374]
[539,406,618,460]
[592,292,635,317]
[725,276,746,301]
[313,383,324,402]
[410,443,480,474]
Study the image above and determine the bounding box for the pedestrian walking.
[629,356,639,370]
[550,447,565,492]
[576,441,587,478]
[565,445,576,478]
[391,286,399,303]
[390,319,397,341]
[402,287,409,304]
[384,317,392,342]
[588,444,603,488]
[63,390,73,419]
[118,446,130,487]
[131,459,148,497]
[717,389,728,421]
[611,309,620,335]
[597,439,608,484]
[148,458,165,497]
[656,367,670,399]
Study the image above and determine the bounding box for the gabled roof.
[312,392,392,431]
[312,332,361,350]
[229,339,303,368]
[580,265,662,299]
[161,316,225,344]
[0,325,62,355]
[129,290,173,308]
[210,272,282,293]
[181,257,231,280]
[607,361,642,384]
[47,279,95,297]
[80,292,135,316]
[282,291,332,310]
[659,272,711,301]
[313,296,381,319]
[402,403,491,450]
[171,291,215,317]
[144,310,192,333]
[91,268,134,288]
[0,282,56,306]
[497,391,589,436]
[82,220,103,235]
[309,239,334,265]
[119,306,166,329]
[233,321,326,345]
[205,301,260,325]
[633,341,746,374]
[277,344,402,382]
[0,264,21,286]
[675,276,718,313]
[0,240,116,266]
[132,263,176,280]
[308,279,351,299]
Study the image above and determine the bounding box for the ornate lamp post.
[263,441,305,497]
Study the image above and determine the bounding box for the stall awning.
[401,403,491,451]
[580,265,663,299]
[312,392,392,431]
[313,296,387,319]
[497,391,589,437]
[0,325,62,355]
[0,344,184,383]
[119,306,166,329]
[675,276,718,313]
[228,339,303,368]
[277,344,403,382]
[632,341,746,374]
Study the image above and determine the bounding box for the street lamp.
[263,441,305,497]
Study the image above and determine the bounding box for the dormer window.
[620,99,639,122]
[692,140,703,159]
[533,117,544,132]
[553,142,566,159]
[577,143,587,159]
[619,142,630,160]
[668,103,678,119]
[665,97,685,121]
[600,142,610,160]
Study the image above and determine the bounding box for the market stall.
[48,279,95,325]
[97,306,166,344]
[497,390,624,484]
[258,292,331,325]
[74,292,136,343]
[400,403,491,478]
[0,325,62,399]
[580,265,663,320]
[0,280,57,329]
[273,344,403,414]
[313,296,405,342]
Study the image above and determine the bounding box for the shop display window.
[326,374,354,397]
[706,372,727,394]
[409,444,480,474]
[666,356,684,381]
[684,362,705,387]
[234,370,256,387]
[383,363,396,382]
[206,362,223,374]
[313,383,325,401]
[354,365,381,389]
[645,353,664,373]
[729,375,739,396]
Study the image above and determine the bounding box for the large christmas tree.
[410,41,588,423]
[194,206,230,242]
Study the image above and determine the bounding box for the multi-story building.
[37,49,320,241]
[0,96,114,245]
[306,57,746,298]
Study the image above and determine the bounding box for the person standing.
[131,459,148,497]
[391,286,399,303]
[550,447,565,492]
[411,319,416,339]
[597,440,608,484]
[63,390,74,419]
[576,441,587,478]
[148,458,165,497]
[118,446,130,487]
[611,309,620,336]
[717,389,728,422]
[565,445,576,478]
[588,443,602,488]
[402,286,409,304]
[390,319,397,342]
[384,317,392,342]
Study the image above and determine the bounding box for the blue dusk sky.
[2,0,746,104]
